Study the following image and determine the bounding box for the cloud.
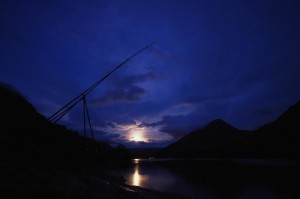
[139,98,235,140]
[145,115,202,140]
[94,130,121,143]
[91,72,157,106]
[94,120,173,147]
[91,85,145,106]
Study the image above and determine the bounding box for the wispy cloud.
[91,72,157,106]
[96,120,173,146]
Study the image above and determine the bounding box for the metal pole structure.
[48,43,153,123]
[46,44,154,199]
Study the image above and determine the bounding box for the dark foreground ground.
[0,159,189,199]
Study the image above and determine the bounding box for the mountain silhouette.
[155,119,250,158]
[155,100,300,158]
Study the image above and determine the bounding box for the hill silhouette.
[0,83,131,171]
[155,100,300,158]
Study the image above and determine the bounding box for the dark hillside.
[155,101,300,158]
[246,100,300,157]
[155,119,251,158]
[0,83,141,199]
[0,83,130,172]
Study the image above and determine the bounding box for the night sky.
[1,0,300,148]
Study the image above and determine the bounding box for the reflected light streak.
[132,166,140,186]
[130,160,149,187]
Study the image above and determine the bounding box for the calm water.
[110,159,300,199]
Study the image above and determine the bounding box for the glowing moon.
[131,131,147,142]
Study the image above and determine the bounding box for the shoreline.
[1,160,190,199]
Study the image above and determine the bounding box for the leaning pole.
[46,43,153,199]
[48,43,153,123]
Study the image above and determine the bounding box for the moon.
[131,131,147,142]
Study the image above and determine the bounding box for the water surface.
[110,159,300,199]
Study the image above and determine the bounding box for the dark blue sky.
[1,0,300,147]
